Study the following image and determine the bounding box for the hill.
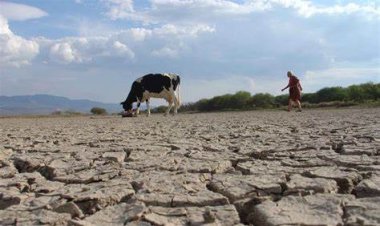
[0,94,121,115]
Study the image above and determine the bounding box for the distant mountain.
[0,94,121,115]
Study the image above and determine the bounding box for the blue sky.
[0,0,379,103]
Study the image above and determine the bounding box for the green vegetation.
[177,82,380,112]
[51,110,83,116]
[151,105,167,113]
[90,107,108,115]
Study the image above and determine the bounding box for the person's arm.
[281,84,289,91]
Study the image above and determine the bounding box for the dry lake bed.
[1,108,380,225]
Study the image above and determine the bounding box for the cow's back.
[138,73,179,93]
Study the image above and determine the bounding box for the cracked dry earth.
[1,108,380,226]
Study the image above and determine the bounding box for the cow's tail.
[176,76,181,107]
[176,85,181,107]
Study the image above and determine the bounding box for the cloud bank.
[0,15,39,67]
[0,0,379,102]
[0,2,48,21]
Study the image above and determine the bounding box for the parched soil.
[1,108,379,225]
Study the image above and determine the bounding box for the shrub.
[51,110,82,116]
[249,93,275,108]
[316,87,348,102]
[176,82,379,112]
[90,107,107,115]
[152,105,167,113]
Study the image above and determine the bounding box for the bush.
[152,105,167,113]
[51,110,82,116]
[90,107,107,115]
[249,93,275,108]
[230,91,251,109]
[302,93,318,104]
[347,83,380,102]
[274,94,288,106]
[178,82,379,112]
[315,87,348,102]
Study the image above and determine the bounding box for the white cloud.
[184,76,256,102]
[0,15,12,35]
[304,67,380,82]
[102,0,150,22]
[0,15,39,67]
[112,41,135,58]
[48,37,135,64]
[102,0,380,24]
[128,28,153,41]
[2,0,379,103]
[0,2,47,21]
[270,0,380,18]
[45,22,213,64]
[102,0,270,23]
[302,67,380,91]
[0,2,45,67]
[151,0,271,15]
[151,47,178,58]
[50,42,80,63]
[248,76,286,95]
[153,24,215,38]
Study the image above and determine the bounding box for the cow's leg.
[165,100,173,116]
[172,92,178,115]
[136,101,141,115]
[146,100,151,117]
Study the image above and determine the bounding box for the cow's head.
[120,101,133,112]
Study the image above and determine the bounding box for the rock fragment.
[77,200,146,226]
[285,174,338,195]
[250,194,354,226]
[103,151,126,163]
[143,205,240,226]
[133,172,228,207]
[354,174,380,198]
[0,160,17,179]
[344,197,380,225]
[303,167,362,193]
[208,174,285,203]
[56,179,135,214]
[53,201,84,218]
[0,209,71,225]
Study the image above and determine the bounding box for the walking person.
[281,71,303,112]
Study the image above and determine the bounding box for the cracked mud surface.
[1,108,379,225]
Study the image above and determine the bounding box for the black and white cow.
[121,73,181,116]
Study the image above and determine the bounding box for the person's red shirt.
[288,75,299,88]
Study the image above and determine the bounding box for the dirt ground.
[1,108,379,225]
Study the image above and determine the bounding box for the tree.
[249,93,275,108]
[302,93,318,103]
[316,87,347,102]
[152,105,167,113]
[274,94,289,106]
[230,91,251,109]
[90,107,107,115]
[176,82,380,112]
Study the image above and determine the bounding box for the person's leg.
[296,100,302,111]
[288,100,292,111]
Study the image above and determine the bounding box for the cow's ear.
[120,101,125,105]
